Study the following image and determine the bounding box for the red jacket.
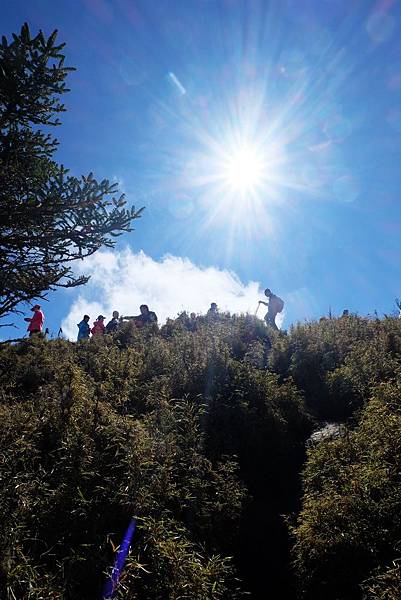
[27,310,44,332]
[91,320,105,335]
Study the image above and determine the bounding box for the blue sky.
[3,0,401,339]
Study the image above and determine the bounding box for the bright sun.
[223,144,265,192]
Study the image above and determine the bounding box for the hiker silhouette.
[258,289,284,330]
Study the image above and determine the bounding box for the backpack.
[272,295,284,313]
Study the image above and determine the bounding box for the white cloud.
[61,248,284,339]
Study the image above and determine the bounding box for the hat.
[97,315,105,320]
[31,304,41,311]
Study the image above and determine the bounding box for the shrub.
[291,378,401,599]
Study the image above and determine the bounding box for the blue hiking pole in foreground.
[102,518,137,599]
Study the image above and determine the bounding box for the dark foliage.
[269,315,401,421]
[0,314,311,598]
[1,313,401,598]
[292,377,401,599]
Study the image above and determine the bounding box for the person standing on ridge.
[24,304,44,337]
[187,312,198,332]
[207,302,218,317]
[91,315,106,336]
[136,305,158,327]
[77,314,91,341]
[258,289,284,330]
[124,305,158,328]
[106,311,121,333]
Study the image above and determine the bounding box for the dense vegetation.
[0,313,400,598]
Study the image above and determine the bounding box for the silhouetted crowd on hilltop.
[76,305,158,341]
[72,290,286,341]
[21,290,401,343]
[21,289,287,341]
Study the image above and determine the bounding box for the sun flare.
[183,116,287,241]
[223,144,265,192]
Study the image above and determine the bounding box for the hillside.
[0,313,400,599]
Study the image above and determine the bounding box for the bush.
[291,377,401,599]
[269,316,401,421]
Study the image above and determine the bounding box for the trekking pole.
[254,302,260,316]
